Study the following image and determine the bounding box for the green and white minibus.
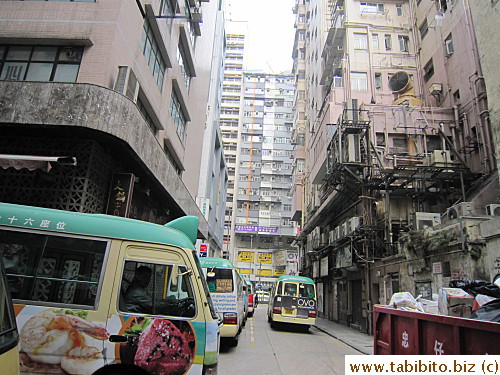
[0,202,220,375]
[267,275,317,332]
[199,258,244,347]
[0,256,19,375]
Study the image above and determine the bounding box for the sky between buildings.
[225,0,296,74]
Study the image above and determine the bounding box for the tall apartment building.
[291,1,308,233]
[231,72,298,288]
[293,0,498,334]
[220,29,246,258]
[0,0,227,246]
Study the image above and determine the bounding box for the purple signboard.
[234,225,278,233]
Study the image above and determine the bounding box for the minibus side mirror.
[171,264,178,287]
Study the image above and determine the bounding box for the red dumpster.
[374,305,500,355]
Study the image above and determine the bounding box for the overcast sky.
[225,0,296,74]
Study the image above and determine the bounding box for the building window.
[360,2,385,14]
[137,96,158,135]
[445,34,454,56]
[384,34,392,51]
[372,34,379,50]
[398,35,409,52]
[0,45,83,82]
[423,59,434,82]
[170,89,187,141]
[396,4,403,16]
[374,73,382,90]
[141,21,166,89]
[353,33,368,50]
[177,41,192,90]
[419,19,429,40]
[351,72,368,91]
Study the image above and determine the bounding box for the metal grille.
[0,136,114,213]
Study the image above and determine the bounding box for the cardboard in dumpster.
[438,288,474,318]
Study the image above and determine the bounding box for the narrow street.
[218,305,364,375]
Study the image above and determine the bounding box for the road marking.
[250,317,254,347]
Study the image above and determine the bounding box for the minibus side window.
[284,282,297,296]
[300,283,315,298]
[0,229,106,307]
[0,260,18,353]
[205,268,233,293]
[120,261,196,318]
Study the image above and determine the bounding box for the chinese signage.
[257,252,272,264]
[274,269,286,277]
[199,243,208,258]
[216,279,232,292]
[238,251,254,263]
[274,251,286,266]
[234,225,278,233]
[238,268,252,274]
[257,269,273,276]
[196,197,210,220]
[107,173,134,218]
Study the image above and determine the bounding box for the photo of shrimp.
[16,307,109,375]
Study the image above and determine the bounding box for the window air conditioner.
[342,222,350,236]
[329,229,337,243]
[114,66,140,103]
[485,204,500,217]
[411,212,441,230]
[429,150,451,167]
[349,216,362,232]
[335,226,342,240]
[344,134,361,163]
[447,202,474,220]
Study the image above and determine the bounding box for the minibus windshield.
[283,282,315,298]
[206,268,233,293]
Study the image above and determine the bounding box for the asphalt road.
[218,304,363,375]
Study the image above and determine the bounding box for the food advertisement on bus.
[14,305,204,375]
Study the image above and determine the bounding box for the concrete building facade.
[220,28,246,258]
[293,0,498,334]
[0,0,227,245]
[231,72,299,289]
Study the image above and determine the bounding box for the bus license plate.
[284,308,294,315]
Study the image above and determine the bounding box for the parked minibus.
[245,279,255,317]
[199,258,244,347]
[0,257,20,374]
[267,275,317,331]
[0,202,220,375]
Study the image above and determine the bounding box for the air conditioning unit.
[329,230,336,243]
[349,216,362,232]
[342,222,350,236]
[411,212,441,230]
[429,83,443,96]
[114,66,140,103]
[486,204,500,217]
[343,98,359,122]
[335,226,342,240]
[447,202,474,220]
[344,134,361,163]
[429,150,451,167]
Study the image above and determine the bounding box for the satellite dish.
[389,71,410,93]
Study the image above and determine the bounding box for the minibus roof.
[199,257,236,269]
[0,202,198,250]
[277,275,315,284]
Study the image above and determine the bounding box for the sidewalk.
[314,317,374,355]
